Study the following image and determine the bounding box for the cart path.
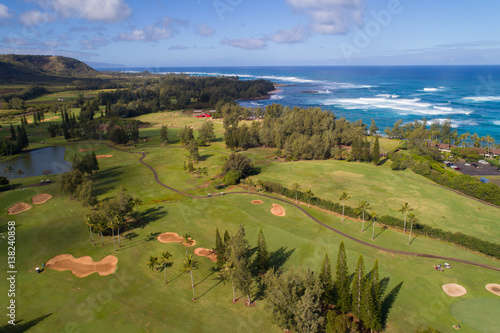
[106,143,500,272]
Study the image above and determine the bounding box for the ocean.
[104,66,500,141]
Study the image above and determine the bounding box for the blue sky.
[1,0,500,67]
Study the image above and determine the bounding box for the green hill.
[0,54,97,83]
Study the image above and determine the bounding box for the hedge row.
[259,180,500,260]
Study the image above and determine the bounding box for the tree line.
[220,103,382,163]
[95,75,274,117]
[258,179,500,260]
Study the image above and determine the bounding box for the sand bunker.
[45,254,118,278]
[96,155,113,159]
[271,204,285,216]
[194,248,217,262]
[79,148,98,152]
[252,200,263,204]
[157,232,196,246]
[442,284,467,297]
[485,284,500,296]
[8,202,32,215]
[32,193,52,204]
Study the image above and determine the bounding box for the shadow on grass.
[93,166,123,196]
[145,232,161,242]
[381,281,403,328]
[194,270,216,288]
[269,247,295,271]
[198,154,214,162]
[0,313,52,333]
[374,225,387,240]
[409,234,418,245]
[196,280,223,300]
[132,206,168,229]
[168,272,184,284]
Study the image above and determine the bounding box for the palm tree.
[4,165,13,178]
[339,192,350,222]
[305,189,314,208]
[16,169,25,177]
[115,217,124,248]
[182,234,194,255]
[83,215,95,246]
[408,212,417,245]
[147,256,159,272]
[246,178,254,194]
[292,183,301,203]
[96,220,106,246]
[4,165,14,188]
[398,203,413,233]
[371,211,379,240]
[182,255,199,301]
[108,218,118,251]
[160,251,172,284]
[257,179,264,193]
[358,200,370,232]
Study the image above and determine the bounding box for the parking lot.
[453,161,500,176]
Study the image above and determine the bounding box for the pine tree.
[369,119,379,136]
[9,124,16,141]
[362,260,382,332]
[255,229,269,275]
[334,242,351,313]
[160,124,169,144]
[228,225,252,305]
[215,228,224,269]
[319,253,333,304]
[351,255,366,318]
[372,136,380,165]
[223,229,231,247]
[106,100,111,117]
[362,137,371,161]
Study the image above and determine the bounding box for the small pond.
[0,146,72,179]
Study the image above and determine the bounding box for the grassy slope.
[0,110,499,333]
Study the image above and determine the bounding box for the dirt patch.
[442,283,467,297]
[157,232,196,247]
[32,193,52,204]
[79,148,98,152]
[485,284,500,296]
[271,204,285,216]
[252,200,263,204]
[8,202,32,215]
[194,248,217,262]
[96,155,113,159]
[45,254,118,278]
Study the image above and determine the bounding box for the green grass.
[248,156,500,243]
[450,298,500,333]
[1,111,499,332]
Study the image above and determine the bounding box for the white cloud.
[169,45,187,50]
[220,37,267,50]
[35,0,131,23]
[286,0,364,34]
[19,10,55,26]
[0,4,13,19]
[269,25,308,44]
[2,37,33,46]
[44,40,69,47]
[197,24,215,37]
[115,16,186,42]
[80,36,108,49]
[116,26,174,42]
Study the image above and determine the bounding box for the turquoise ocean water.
[105,66,500,141]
